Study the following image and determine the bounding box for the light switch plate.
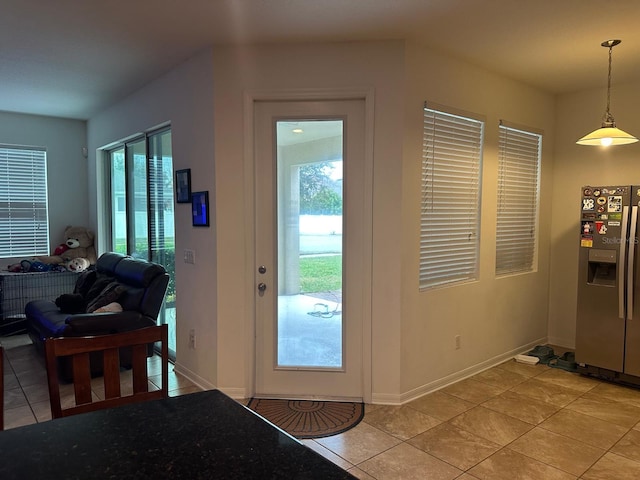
[184,249,195,264]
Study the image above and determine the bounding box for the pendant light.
[576,39,638,146]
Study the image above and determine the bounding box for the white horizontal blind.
[0,145,49,257]
[496,124,541,275]
[420,107,484,289]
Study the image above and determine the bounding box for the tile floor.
[307,357,640,479]
[3,335,640,479]
[1,334,201,428]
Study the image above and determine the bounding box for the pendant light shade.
[576,39,638,146]
[577,126,638,146]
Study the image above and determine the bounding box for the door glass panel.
[110,147,127,253]
[276,120,343,368]
[127,139,148,258]
[148,129,176,357]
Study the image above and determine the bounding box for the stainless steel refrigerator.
[576,185,640,384]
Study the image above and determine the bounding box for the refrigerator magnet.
[583,198,595,210]
[608,196,623,212]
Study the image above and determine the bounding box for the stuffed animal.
[19,259,51,272]
[37,225,97,265]
[65,257,90,273]
[7,260,52,272]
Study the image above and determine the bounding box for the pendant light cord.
[604,44,613,124]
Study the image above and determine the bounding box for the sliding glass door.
[107,128,176,358]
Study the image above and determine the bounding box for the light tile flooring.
[4,335,640,479]
[1,334,201,428]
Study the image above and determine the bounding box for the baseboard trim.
[172,362,216,392]
[371,337,547,405]
[216,387,250,400]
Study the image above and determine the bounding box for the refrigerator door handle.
[620,205,630,319]
[628,206,638,321]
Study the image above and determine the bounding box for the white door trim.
[242,88,374,403]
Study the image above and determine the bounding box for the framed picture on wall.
[191,191,209,227]
[175,169,191,203]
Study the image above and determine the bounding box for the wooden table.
[0,389,356,479]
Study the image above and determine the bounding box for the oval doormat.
[247,398,364,439]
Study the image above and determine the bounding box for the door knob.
[257,282,267,292]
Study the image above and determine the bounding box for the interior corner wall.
[0,111,87,264]
[399,42,556,399]
[86,48,218,389]
[548,81,640,348]
[211,41,405,399]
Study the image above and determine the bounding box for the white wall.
[83,38,559,403]
[0,111,87,264]
[87,48,217,389]
[211,40,557,402]
[211,41,405,399]
[399,43,556,400]
[548,81,640,347]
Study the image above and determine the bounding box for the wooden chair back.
[1,345,4,430]
[45,325,168,419]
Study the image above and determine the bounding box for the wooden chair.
[1,345,4,430]
[45,325,168,419]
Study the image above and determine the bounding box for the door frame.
[243,88,374,403]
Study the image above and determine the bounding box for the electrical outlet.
[189,329,196,349]
[184,249,195,264]
[455,335,461,350]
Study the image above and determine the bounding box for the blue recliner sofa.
[25,252,169,379]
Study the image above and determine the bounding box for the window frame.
[420,103,485,290]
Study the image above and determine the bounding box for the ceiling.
[3,0,640,120]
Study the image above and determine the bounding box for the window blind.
[420,107,484,289]
[0,145,49,257]
[496,123,541,276]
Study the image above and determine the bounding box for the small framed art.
[191,191,210,227]
[175,169,191,203]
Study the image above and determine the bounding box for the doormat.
[247,398,364,439]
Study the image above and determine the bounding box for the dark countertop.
[0,389,356,479]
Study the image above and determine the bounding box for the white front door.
[254,99,366,400]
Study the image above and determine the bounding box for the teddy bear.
[37,225,97,266]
